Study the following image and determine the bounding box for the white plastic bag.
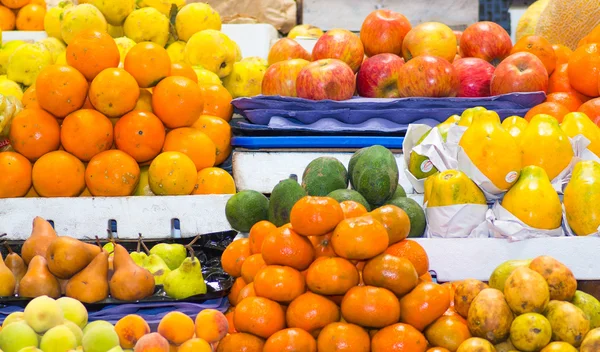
[486,202,564,241]
[426,204,489,238]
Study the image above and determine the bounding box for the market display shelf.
[0,195,233,240]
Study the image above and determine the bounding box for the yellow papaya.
[423,173,438,204]
[561,112,600,157]
[520,114,574,180]
[408,116,459,180]
[501,115,528,142]
[459,110,522,190]
[502,165,562,229]
[564,160,600,236]
[458,106,487,127]
[428,170,486,207]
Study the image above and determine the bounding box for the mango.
[427,170,486,207]
[510,313,552,351]
[501,115,528,142]
[540,342,578,351]
[564,160,600,236]
[561,112,600,157]
[544,300,590,347]
[580,327,600,352]
[502,165,562,230]
[457,338,496,352]
[459,110,522,190]
[572,291,600,329]
[520,114,573,180]
[489,259,531,292]
[504,267,550,315]
[529,255,576,301]
[467,288,513,344]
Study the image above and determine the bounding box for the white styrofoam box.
[232,150,411,194]
[2,31,47,44]
[415,236,600,282]
[221,24,280,60]
[302,0,478,32]
[0,195,233,240]
[295,37,318,55]
[508,5,528,43]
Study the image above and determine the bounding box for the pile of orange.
[0,0,46,31]
[220,195,468,352]
[0,29,235,198]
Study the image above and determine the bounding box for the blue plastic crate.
[479,0,537,34]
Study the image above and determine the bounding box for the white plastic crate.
[221,23,279,59]
[2,31,47,43]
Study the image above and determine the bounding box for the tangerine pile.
[0,29,235,198]
[220,195,468,352]
[0,0,46,31]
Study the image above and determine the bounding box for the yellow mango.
[459,110,522,190]
[501,115,528,142]
[427,170,486,207]
[502,165,562,230]
[561,112,600,157]
[458,106,487,127]
[520,114,574,180]
[564,160,600,236]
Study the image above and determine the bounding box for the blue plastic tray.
[231,136,405,149]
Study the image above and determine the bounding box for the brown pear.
[21,217,58,265]
[4,244,26,294]
[109,244,155,301]
[66,251,109,303]
[46,237,102,279]
[0,253,16,296]
[18,255,61,298]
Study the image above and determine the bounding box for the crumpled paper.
[425,204,489,238]
[486,202,564,241]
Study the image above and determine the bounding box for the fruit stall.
[3,0,600,351]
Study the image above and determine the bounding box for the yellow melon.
[517,0,549,42]
[535,0,600,50]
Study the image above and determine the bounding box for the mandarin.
[286,291,340,336]
[524,102,570,122]
[85,150,140,196]
[568,43,600,97]
[15,4,45,30]
[162,127,216,171]
[89,68,139,117]
[248,220,276,254]
[9,109,60,161]
[234,296,285,339]
[511,35,556,75]
[191,114,231,165]
[0,6,15,30]
[124,42,171,88]
[305,256,359,296]
[170,62,198,83]
[546,92,583,112]
[290,196,344,237]
[316,322,370,352]
[66,29,120,81]
[192,167,235,195]
[0,151,32,198]
[253,265,306,303]
[32,150,85,197]
[152,76,204,129]
[264,328,317,352]
[148,151,198,195]
[198,84,233,121]
[385,239,430,276]
[60,109,113,161]
[331,215,389,260]
[36,65,88,118]
[371,323,428,352]
[261,226,315,271]
[114,110,165,163]
[221,238,251,278]
[341,286,401,328]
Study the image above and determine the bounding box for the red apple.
[262,59,311,97]
[268,38,311,66]
[490,52,549,95]
[356,53,405,98]
[296,59,356,101]
[460,21,512,65]
[402,22,457,63]
[398,55,459,97]
[453,30,463,46]
[360,9,412,57]
[312,29,365,73]
[453,57,495,97]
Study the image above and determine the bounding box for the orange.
[341,286,401,328]
[36,65,88,118]
[308,232,336,258]
[317,322,370,352]
[234,296,285,339]
[228,277,247,306]
[170,62,197,83]
[152,76,204,128]
[157,311,195,345]
[264,328,317,352]
[221,238,251,278]
[306,256,359,295]
[60,109,113,161]
[237,282,256,302]
[386,239,430,276]
[0,6,15,30]
[240,253,266,283]
[511,35,556,75]
[553,44,573,67]
[568,43,600,97]
[9,109,60,161]
[198,84,233,121]
[261,226,315,271]
[331,215,389,260]
[115,314,151,349]
[362,253,419,296]
[371,323,428,352]
[549,63,591,102]
[586,24,600,45]
[225,310,237,333]
[66,29,120,81]
[32,150,85,197]
[290,196,344,236]
[114,110,166,163]
[148,151,198,195]
[286,291,340,336]
[248,220,276,254]
[369,204,411,244]
[124,42,171,88]
[15,4,45,30]
[524,101,570,122]
[579,97,600,125]
[192,167,235,195]
[0,151,32,198]
[400,282,451,331]
[30,0,44,5]
[1,0,27,9]
[162,127,216,171]
[178,338,212,352]
[85,150,140,196]
[216,333,265,352]
[194,309,229,343]
[22,85,39,109]
[340,200,368,218]
[253,265,306,303]
[546,91,583,112]
[424,316,472,351]
[191,115,231,165]
[89,68,140,118]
